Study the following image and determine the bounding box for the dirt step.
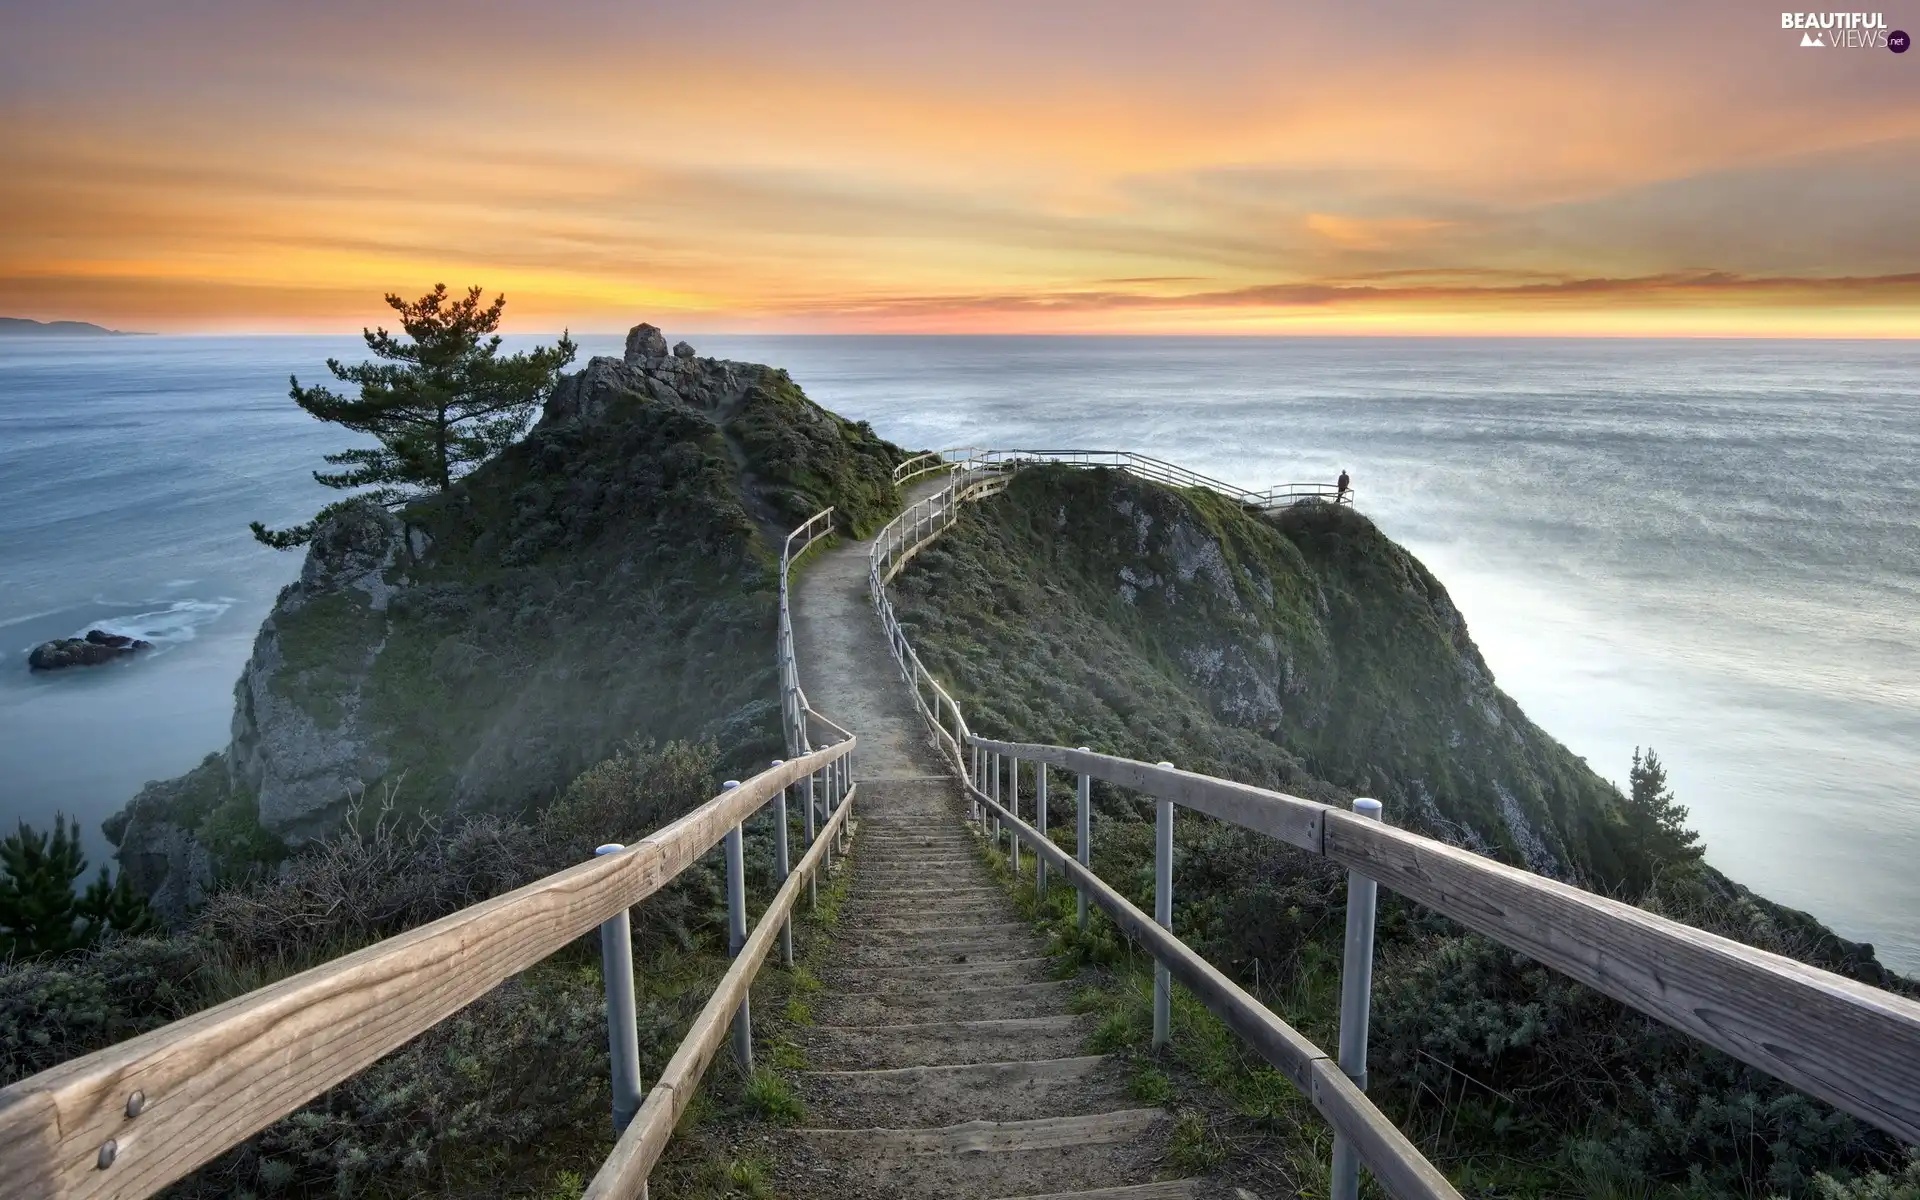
[824,957,1057,993]
[843,894,1009,914]
[797,1055,1121,1126]
[842,909,1021,931]
[839,896,1018,920]
[835,941,1043,970]
[840,920,1030,942]
[818,979,1077,1025]
[845,876,998,890]
[839,925,1031,950]
[994,1181,1206,1200]
[800,1015,1091,1070]
[854,859,984,875]
[773,1109,1169,1200]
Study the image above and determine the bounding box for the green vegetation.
[115,329,910,906]
[252,285,578,548]
[900,466,1915,1197]
[0,815,152,960]
[5,741,740,1193]
[743,1069,806,1124]
[1618,746,1704,893]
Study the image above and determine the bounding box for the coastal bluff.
[106,326,910,921]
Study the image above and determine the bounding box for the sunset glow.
[4,0,1918,334]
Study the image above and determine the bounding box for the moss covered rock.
[111,331,910,914]
[893,465,1633,883]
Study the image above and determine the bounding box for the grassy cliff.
[891,465,1915,1197]
[108,339,910,917]
[893,465,1630,880]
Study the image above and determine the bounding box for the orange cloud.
[2,1,1918,333]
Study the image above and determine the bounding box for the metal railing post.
[990,752,1001,842]
[836,751,851,854]
[1009,757,1021,876]
[804,769,818,910]
[721,782,752,1075]
[970,743,981,821]
[771,761,793,968]
[1330,797,1383,1200]
[817,762,832,877]
[594,844,643,1133]
[1035,764,1048,897]
[1076,751,1091,932]
[1154,762,1175,1050]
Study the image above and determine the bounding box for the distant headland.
[0,317,144,336]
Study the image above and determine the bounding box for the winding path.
[764,487,1202,1200]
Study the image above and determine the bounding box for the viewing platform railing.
[0,507,860,1200]
[892,446,1353,508]
[869,457,1920,1200]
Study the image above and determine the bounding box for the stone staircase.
[766,777,1204,1200]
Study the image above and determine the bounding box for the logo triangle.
[1800,30,1821,45]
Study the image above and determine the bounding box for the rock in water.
[27,629,154,670]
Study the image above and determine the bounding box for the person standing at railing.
[1336,469,1351,504]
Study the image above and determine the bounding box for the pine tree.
[78,864,155,942]
[0,815,154,959]
[251,285,577,548]
[0,816,89,959]
[1619,747,1704,893]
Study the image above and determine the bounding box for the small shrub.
[1130,1065,1173,1104]
[744,1070,805,1125]
[724,1153,777,1200]
[1811,1153,1920,1199]
[0,937,203,1085]
[769,1039,808,1071]
[1167,1110,1228,1173]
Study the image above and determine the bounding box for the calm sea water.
[2,335,1916,972]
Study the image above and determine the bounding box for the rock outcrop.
[893,467,1620,882]
[109,324,911,917]
[27,629,153,670]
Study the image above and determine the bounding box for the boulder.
[673,340,696,360]
[623,323,668,365]
[27,630,153,670]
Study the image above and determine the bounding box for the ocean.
[2,334,1916,973]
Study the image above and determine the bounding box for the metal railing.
[0,509,862,1200]
[868,462,1920,1199]
[893,447,1353,508]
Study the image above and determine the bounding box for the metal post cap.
[1352,797,1383,818]
[723,780,740,789]
[1157,761,1174,768]
[595,843,625,856]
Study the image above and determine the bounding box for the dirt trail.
[761,490,1209,1200]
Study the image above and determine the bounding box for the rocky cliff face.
[109,326,908,922]
[890,466,1631,882]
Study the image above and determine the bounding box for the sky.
[2,0,1918,335]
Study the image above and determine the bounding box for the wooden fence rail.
[0,504,862,1200]
[972,740,1920,1146]
[893,447,1353,508]
[585,787,856,1200]
[868,455,1920,1196]
[0,745,852,1200]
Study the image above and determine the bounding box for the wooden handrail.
[0,744,853,1200]
[865,463,1920,1197]
[585,785,856,1199]
[964,736,1920,1143]
[960,772,1460,1199]
[908,448,1354,509]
